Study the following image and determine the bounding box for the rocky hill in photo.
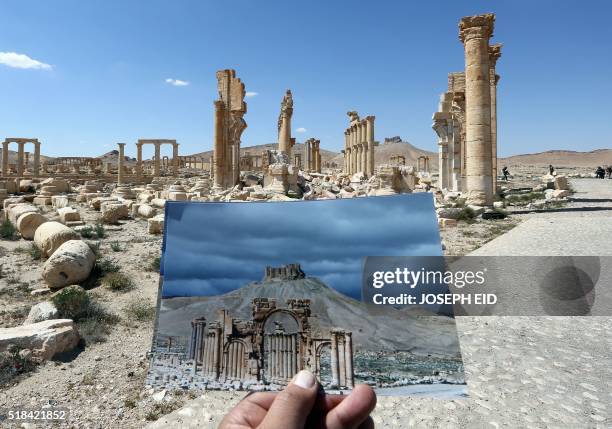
[157,274,461,359]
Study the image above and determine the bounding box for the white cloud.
[296,127,307,133]
[165,78,189,86]
[245,91,258,97]
[0,52,52,70]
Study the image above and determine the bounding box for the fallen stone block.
[58,207,81,223]
[148,215,165,234]
[0,319,80,362]
[42,240,96,289]
[438,218,458,228]
[16,212,47,240]
[34,221,81,258]
[554,176,569,191]
[138,204,157,219]
[24,301,59,325]
[8,203,38,225]
[100,202,129,224]
[52,195,70,209]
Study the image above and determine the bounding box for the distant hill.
[157,275,460,358]
[188,142,340,166]
[502,149,612,168]
[96,150,136,165]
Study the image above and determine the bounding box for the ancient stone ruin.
[277,90,295,157]
[343,111,375,176]
[433,13,501,206]
[303,138,321,173]
[213,69,247,190]
[2,138,41,178]
[187,295,354,389]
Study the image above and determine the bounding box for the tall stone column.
[460,13,495,206]
[278,90,293,155]
[25,152,30,171]
[351,125,357,174]
[33,141,40,178]
[213,100,225,189]
[330,332,339,387]
[489,43,502,192]
[172,143,179,176]
[304,139,311,171]
[366,116,375,176]
[2,141,9,176]
[344,332,354,388]
[153,143,161,176]
[117,143,126,184]
[17,142,25,177]
[136,143,143,181]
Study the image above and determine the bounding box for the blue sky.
[160,194,442,299]
[1,1,611,158]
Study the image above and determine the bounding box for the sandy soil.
[0,174,610,428]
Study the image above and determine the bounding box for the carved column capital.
[489,43,502,66]
[459,13,495,43]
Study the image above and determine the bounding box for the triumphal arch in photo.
[188,296,354,388]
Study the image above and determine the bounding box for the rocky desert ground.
[0,160,610,429]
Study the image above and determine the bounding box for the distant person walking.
[549,164,555,176]
[502,166,510,181]
[595,166,605,179]
[606,166,612,179]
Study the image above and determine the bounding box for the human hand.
[219,370,376,429]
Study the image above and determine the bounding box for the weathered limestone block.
[1,180,18,194]
[151,198,166,208]
[148,214,164,234]
[554,176,569,191]
[225,190,249,201]
[167,184,187,201]
[24,301,59,324]
[265,163,290,195]
[58,207,81,223]
[34,221,80,258]
[438,218,458,228]
[0,319,80,362]
[41,178,70,193]
[16,212,47,240]
[138,204,157,218]
[52,195,70,209]
[437,207,463,220]
[8,203,38,225]
[89,197,117,211]
[113,185,136,200]
[137,192,154,204]
[19,180,34,192]
[42,240,96,289]
[100,201,129,224]
[3,196,26,211]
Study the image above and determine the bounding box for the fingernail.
[293,370,315,389]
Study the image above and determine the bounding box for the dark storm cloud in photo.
[161,194,442,299]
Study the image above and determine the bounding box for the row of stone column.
[304,138,321,173]
[344,116,375,176]
[224,341,246,380]
[266,333,298,382]
[417,156,430,173]
[202,330,221,378]
[330,329,354,388]
[2,139,41,177]
[460,13,497,206]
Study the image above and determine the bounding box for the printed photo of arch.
[147,194,467,397]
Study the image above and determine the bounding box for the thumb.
[258,370,318,429]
